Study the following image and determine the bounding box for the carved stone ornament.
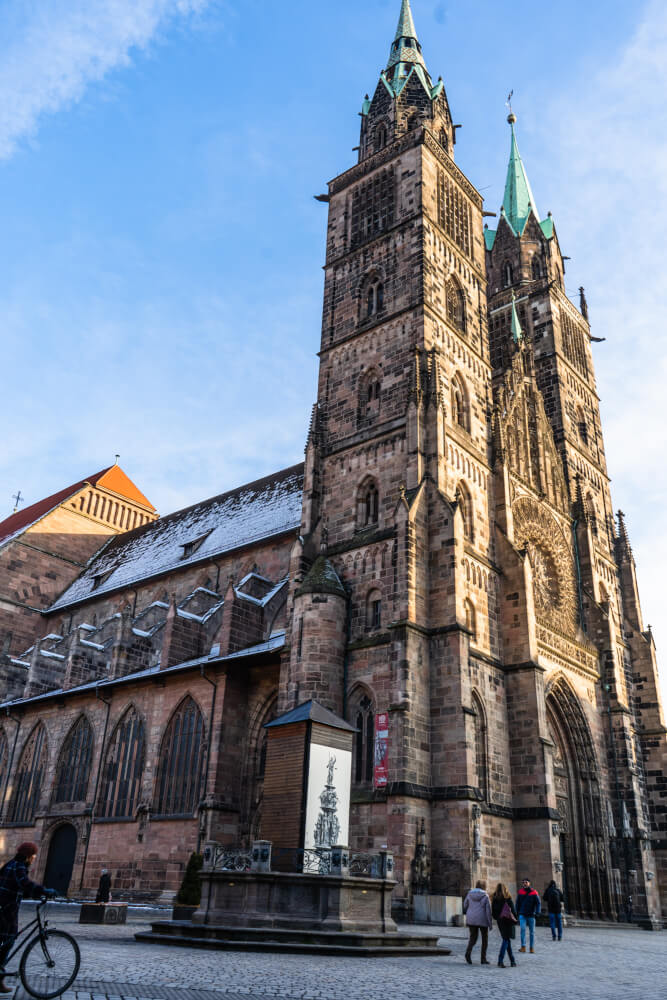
[512,496,578,636]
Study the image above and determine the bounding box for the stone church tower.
[283,0,666,923]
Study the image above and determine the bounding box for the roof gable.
[0,468,111,547]
[96,466,155,512]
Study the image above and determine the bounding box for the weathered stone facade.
[0,1,664,924]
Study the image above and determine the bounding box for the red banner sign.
[374,712,389,788]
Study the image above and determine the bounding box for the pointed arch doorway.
[547,680,614,919]
[43,824,77,897]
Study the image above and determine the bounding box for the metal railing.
[202,841,392,879]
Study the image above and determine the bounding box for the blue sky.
[1,0,666,703]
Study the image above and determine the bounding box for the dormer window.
[181,531,212,560]
[92,570,113,591]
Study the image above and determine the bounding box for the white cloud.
[0,0,213,159]
[535,0,667,705]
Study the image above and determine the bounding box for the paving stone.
[7,905,666,1000]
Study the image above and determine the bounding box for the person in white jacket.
[463,880,493,965]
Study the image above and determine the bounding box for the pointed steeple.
[384,0,431,95]
[502,114,539,236]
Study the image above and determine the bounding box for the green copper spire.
[510,292,523,345]
[502,114,539,236]
[394,0,418,41]
[384,0,431,95]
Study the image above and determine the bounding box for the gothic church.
[0,1,665,926]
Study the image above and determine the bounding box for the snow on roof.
[0,632,287,711]
[49,464,304,612]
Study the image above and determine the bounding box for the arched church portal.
[547,680,614,919]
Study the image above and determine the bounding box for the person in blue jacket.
[0,842,54,993]
[516,877,541,953]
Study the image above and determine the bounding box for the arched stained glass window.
[98,707,145,819]
[9,724,47,824]
[154,697,206,816]
[350,692,375,785]
[53,716,94,804]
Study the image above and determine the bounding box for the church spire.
[385,0,431,92]
[502,113,539,236]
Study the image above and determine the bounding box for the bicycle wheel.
[19,929,80,999]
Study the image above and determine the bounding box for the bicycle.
[0,896,80,999]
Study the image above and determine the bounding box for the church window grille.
[532,256,542,280]
[53,716,93,804]
[98,707,145,819]
[9,724,47,824]
[446,278,466,333]
[350,693,374,784]
[154,697,206,816]
[436,170,472,256]
[471,694,488,800]
[351,169,395,249]
[561,312,588,377]
[502,261,513,288]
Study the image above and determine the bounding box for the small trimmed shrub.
[175,852,203,906]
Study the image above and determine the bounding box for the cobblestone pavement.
[8,903,665,1000]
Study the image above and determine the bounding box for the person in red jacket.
[515,878,541,953]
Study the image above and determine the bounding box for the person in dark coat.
[96,870,112,904]
[543,880,565,940]
[462,879,492,965]
[491,883,518,967]
[0,842,54,994]
[515,877,541,953]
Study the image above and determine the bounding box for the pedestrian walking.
[491,883,518,967]
[516,877,541,953]
[463,879,492,965]
[0,842,55,993]
[543,879,564,940]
